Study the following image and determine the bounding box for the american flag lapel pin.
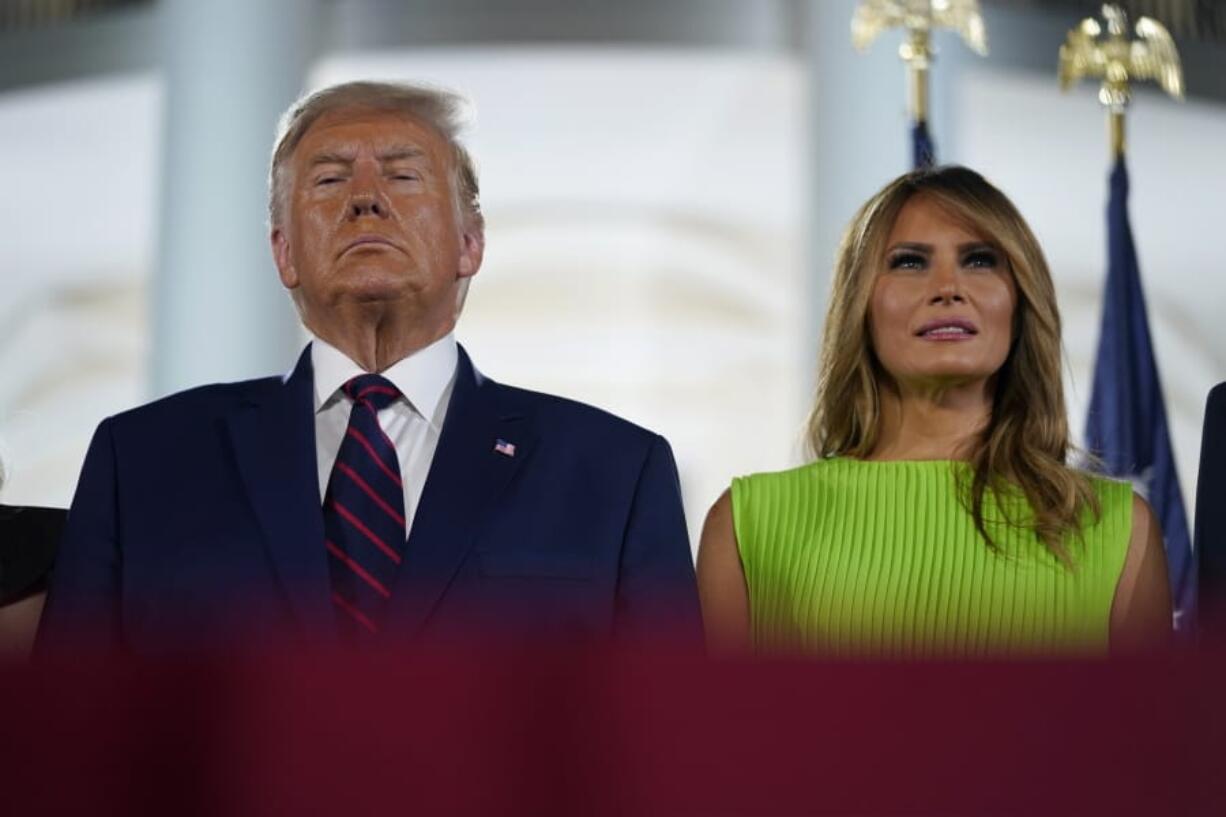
[493,438,516,457]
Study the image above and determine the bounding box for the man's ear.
[271,227,298,290]
[457,228,485,280]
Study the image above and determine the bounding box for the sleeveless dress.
[730,458,1133,656]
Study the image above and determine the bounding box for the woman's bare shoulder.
[1109,493,1172,652]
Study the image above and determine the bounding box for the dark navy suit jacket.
[38,346,701,652]
[1197,382,1226,633]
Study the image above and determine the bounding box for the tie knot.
[343,374,401,410]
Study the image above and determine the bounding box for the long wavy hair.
[807,166,1098,561]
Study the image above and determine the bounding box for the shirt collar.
[311,333,458,430]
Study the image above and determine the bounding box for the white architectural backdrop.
[0,39,1222,555]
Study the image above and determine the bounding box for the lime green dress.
[730,458,1133,656]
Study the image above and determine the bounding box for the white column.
[804,0,911,397]
[153,0,321,396]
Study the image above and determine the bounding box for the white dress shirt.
[311,333,458,536]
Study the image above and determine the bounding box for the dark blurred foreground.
[4,641,1225,816]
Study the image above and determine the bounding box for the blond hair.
[807,165,1098,560]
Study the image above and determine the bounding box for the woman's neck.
[868,379,992,461]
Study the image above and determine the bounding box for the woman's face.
[868,195,1017,391]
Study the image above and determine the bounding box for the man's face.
[272,107,482,332]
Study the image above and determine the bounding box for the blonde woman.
[698,166,1170,656]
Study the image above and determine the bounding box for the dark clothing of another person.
[1197,382,1226,633]
[0,505,65,606]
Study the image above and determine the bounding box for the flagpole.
[1109,110,1124,157]
[901,26,931,128]
[851,0,988,169]
[1061,3,1193,632]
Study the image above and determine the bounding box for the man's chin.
[333,277,417,305]
[347,288,409,304]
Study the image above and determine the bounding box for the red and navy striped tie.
[323,374,406,636]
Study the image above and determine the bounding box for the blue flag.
[912,120,935,169]
[1085,157,1194,632]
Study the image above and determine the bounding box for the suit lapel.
[387,347,536,637]
[226,346,334,636]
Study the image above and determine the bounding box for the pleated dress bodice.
[730,458,1132,656]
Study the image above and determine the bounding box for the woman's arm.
[1109,494,1173,651]
[696,488,752,653]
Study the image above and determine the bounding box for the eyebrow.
[886,241,997,254]
[308,151,354,168]
[378,146,426,162]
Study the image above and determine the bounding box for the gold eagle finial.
[852,0,988,125]
[1059,4,1183,155]
[852,0,988,56]
[1059,3,1183,107]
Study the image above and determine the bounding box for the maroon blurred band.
[4,643,1223,816]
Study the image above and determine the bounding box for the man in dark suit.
[38,81,700,652]
[1197,382,1226,634]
